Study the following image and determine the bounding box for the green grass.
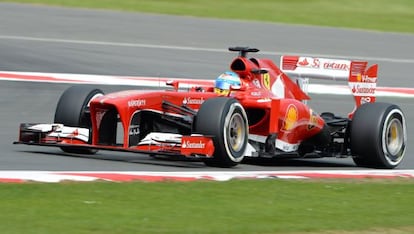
[1,179,414,234]
[2,0,414,33]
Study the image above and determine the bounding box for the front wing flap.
[16,123,89,145]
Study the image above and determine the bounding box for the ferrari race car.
[14,47,407,168]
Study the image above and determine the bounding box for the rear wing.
[280,56,378,115]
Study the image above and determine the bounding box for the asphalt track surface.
[1,3,414,171]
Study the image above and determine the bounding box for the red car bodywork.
[17,47,397,168]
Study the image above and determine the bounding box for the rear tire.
[350,102,406,169]
[194,97,248,167]
[54,85,104,154]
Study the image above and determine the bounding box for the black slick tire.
[54,85,104,154]
[194,97,248,168]
[350,102,406,169]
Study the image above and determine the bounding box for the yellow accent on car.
[284,105,298,130]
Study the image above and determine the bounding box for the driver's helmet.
[214,71,241,96]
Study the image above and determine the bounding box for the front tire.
[194,97,248,167]
[54,85,104,154]
[350,102,406,169]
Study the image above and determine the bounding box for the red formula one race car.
[15,47,407,168]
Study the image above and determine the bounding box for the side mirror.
[166,80,179,91]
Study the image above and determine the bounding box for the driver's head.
[214,71,241,96]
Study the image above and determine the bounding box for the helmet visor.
[215,79,232,90]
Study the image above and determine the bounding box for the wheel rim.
[227,112,246,152]
[382,110,406,165]
[385,118,404,156]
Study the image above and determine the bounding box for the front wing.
[14,123,215,158]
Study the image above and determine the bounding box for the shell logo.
[357,73,362,82]
[284,104,298,131]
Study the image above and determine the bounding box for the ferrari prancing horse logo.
[262,73,271,90]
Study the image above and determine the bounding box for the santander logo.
[298,58,309,66]
[182,140,206,149]
[323,62,349,71]
[297,57,320,68]
[296,57,350,71]
[349,82,376,96]
[352,86,375,94]
[183,97,204,105]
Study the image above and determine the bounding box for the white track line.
[0,170,413,183]
[1,35,414,64]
